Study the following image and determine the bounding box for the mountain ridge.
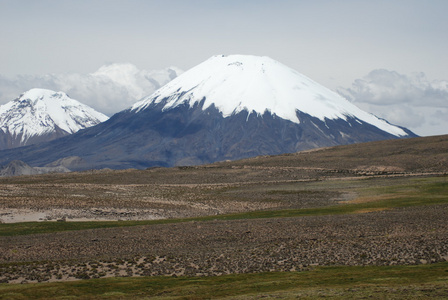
[0,88,108,150]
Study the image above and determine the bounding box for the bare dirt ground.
[0,167,350,223]
[0,179,342,223]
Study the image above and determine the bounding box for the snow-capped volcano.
[0,88,108,150]
[0,56,416,170]
[133,55,406,137]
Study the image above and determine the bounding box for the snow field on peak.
[133,55,406,137]
[0,88,108,142]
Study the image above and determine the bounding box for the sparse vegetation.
[0,135,447,299]
[1,175,446,236]
[1,263,448,299]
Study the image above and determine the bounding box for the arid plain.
[1,135,447,298]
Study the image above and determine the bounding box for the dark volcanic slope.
[0,102,416,171]
[0,135,445,187]
[0,126,70,151]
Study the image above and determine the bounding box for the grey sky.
[0,0,447,136]
[2,0,447,87]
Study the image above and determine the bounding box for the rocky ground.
[1,204,447,283]
[1,135,447,285]
[0,168,346,223]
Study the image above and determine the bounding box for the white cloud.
[339,69,448,136]
[0,64,182,116]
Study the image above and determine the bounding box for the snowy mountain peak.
[132,54,407,137]
[0,88,108,146]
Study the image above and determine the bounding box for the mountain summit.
[133,55,407,137]
[0,56,416,170]
[0,88,108,150]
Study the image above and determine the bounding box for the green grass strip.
[1,262,448,299]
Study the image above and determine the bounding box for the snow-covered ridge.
[132,55,406,137]
[0,88,109,142]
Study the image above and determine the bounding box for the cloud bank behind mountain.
[339,69,448,136]
[0,63,183,116]
[0,65,446,137]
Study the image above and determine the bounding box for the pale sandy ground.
[0,208,164,223]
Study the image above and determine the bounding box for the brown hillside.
[225,134,448,173]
